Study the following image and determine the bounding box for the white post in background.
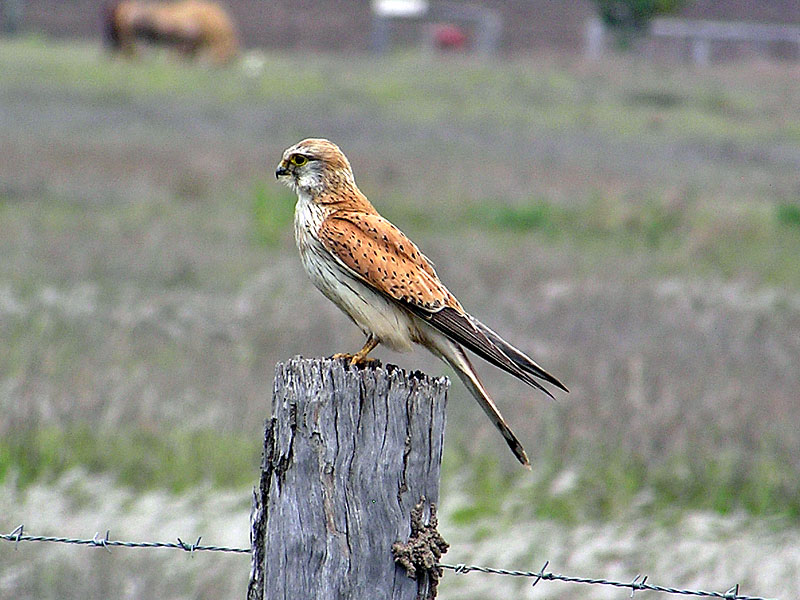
[585,17,606,60]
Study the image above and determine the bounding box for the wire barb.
[726,585,741,599]
[176,536,203,555]
[630,574,648,597]
[92,530,112,553]
[10,524,24,550]
[531,560,549,588]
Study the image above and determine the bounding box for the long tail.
[440,342,530,468]
[471,316,569,393]
[411,305,568,398]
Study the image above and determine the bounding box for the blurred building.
[10,0,800,55]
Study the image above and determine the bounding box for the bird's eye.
[290,154,308,166]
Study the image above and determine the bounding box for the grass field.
[1,37,799,599]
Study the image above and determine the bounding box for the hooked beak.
[275,164,290,179]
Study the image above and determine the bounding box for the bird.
[275,138,568,467]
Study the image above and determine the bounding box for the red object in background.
[433,23,467,50]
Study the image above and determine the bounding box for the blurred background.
[1,1,799,598]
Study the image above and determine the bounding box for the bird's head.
[275,138,354,197]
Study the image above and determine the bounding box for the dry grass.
[0,37,799,538]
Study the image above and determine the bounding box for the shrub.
[593,0,688,30]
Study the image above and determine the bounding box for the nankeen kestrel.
[276,138,568,467]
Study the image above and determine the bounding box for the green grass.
[465,201,557,234]
[0,426,260,492]
[3,36,799,146]
[0,36,324,104]
[776,203,800,229]
[3,423,796,524]
[443,441,800,525]
[459,194,683,245]
[385,194,800,287]
[251,182,296,247]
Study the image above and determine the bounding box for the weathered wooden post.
[248,357,450,600]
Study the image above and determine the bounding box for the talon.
[350,355,378,367]
[335,335,380,367]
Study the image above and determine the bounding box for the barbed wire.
[439,561,775,600]
[0,524,776,600]
[0,525,249,554]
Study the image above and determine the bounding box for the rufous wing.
[319,212,458,311]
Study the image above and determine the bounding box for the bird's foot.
[351,355,379,367]
[331,352,379,367]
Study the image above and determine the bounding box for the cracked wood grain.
[248,356,449,600]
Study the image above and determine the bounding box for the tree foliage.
[594,0,688,30]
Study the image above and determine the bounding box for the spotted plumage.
[276,138,568,467]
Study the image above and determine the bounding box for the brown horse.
[104,0,239,65]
